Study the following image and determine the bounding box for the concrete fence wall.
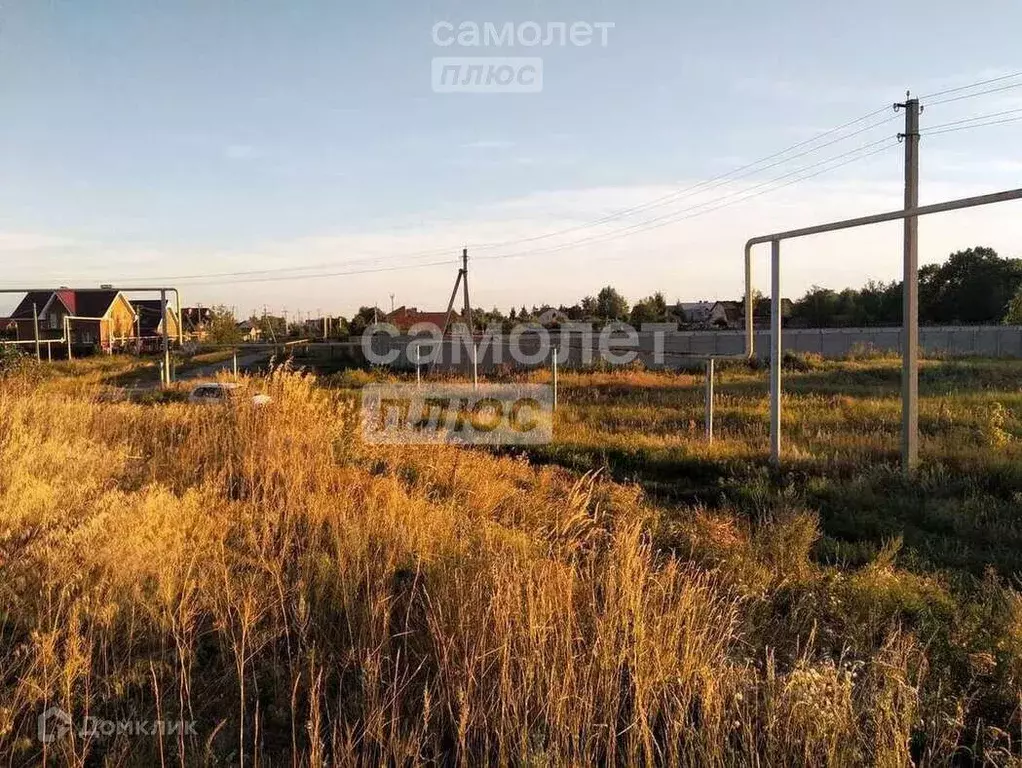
[293,325,1022,371]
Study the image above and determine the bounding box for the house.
[130,300,182,350]
[708,301,744,329]
[671,302,716,326]
[703,299,794,329]
[743,298,794,329]
[536,307,570,327]
[384,306,462,333]
[237,319,262,342]
[180,307,213,340]
[10,289,138,352]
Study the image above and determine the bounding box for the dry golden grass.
[0,363,1019,765]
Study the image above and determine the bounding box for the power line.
[3,106,908,290]
[469,105,894,252]
[926,81,1022,106]
[51,139,898,288]
[142,257,460,287]
[476,140,899,265]
[922,106,1022,132]
[98,244,462,284]
[923,114,1022,137]
[920,71,1022,100]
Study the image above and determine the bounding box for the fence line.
[292,325,1022,371]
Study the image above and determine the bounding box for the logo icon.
[37,707,72,743]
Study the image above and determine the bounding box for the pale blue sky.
[0,1,1020,316]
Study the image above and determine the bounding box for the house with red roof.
[10,289,138,352]
[384,306,463,333]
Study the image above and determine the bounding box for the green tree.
[919,247,1022,324]
[629,292,668,325]
[329,316,350,337]
[348,307,380,336]
[792,285,841,327]
[594,286,629,321]
[205,305,243,345]
[258,315,286,342]
[1005,286,1022,325]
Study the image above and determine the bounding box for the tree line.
[792,247,1022,327]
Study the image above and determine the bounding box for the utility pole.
[896,93,920,474]
[390,293,395,313]
[461,247,476,383]
[461,248,474,333]
[433,253,467,373]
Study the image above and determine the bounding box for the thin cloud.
[461,139,516,150]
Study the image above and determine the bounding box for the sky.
[0,0,1020,318]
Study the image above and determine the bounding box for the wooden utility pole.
[897,94,920,474]
[432,250,473,374]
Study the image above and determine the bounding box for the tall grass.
[0,367,1018,764]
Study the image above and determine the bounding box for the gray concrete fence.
[293,325,1022,372]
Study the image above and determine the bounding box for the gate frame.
[743,186,1022,469]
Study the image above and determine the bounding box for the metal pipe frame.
[743,186,1022,466]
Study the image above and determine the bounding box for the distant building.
[705,299,794,329]
[10,289,137,351]
[671,302,716,326]
[130,300,182,351]
[536,307,570,326]
[384,306,462,332]
[237,319,262,342]
[180,307,214,340]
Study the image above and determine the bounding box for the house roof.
[10,291,59,319]
[713,301,745,325]
[73,290,127,318]
[11,289,134,322]
[385,306,461,330]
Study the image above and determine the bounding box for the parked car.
[188,382,271,406]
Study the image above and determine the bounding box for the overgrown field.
[2,357,1022,765]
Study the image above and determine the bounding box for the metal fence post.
[472,342,478,390]
[233,349,238,377]
[770,239,782,464]
[705,357,714,442]
[552,346,559,412]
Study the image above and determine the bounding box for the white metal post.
[32,302,40,361]
[160,289,170,387]
[415,344,421,388]
[233,349,238,377]
[705,357,714,442]
[552,346,559,412]
[770,240,782,464]
[744,251,754,357]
